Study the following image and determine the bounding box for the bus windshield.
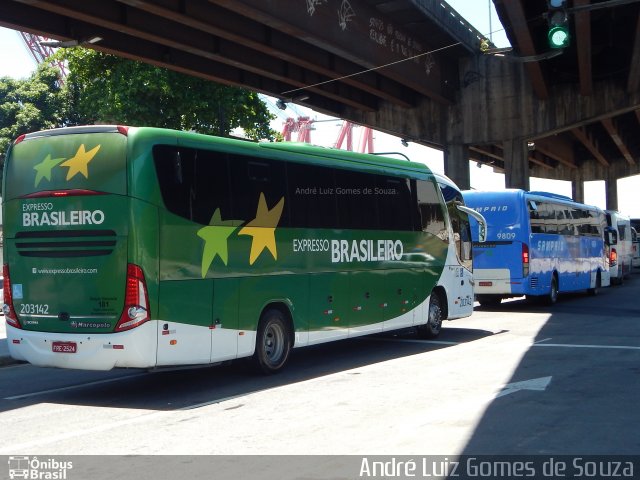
[464,190,524,242]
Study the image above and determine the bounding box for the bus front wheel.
[253,308,292,374]
[418,293,443,339]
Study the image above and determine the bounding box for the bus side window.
[529,201,544,233]
[416,180,447,241]
[287,163,337,229]
[229,154,289,227]
[334,169,378,230]
[376,176,414,231]
[152,145,231,225]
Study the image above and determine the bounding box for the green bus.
[3,126,485,372]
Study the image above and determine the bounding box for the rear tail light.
[522,243,530,277]
[115,264,150,332]
[610,248,618,267]
[3,264,21,329]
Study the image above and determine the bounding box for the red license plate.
[52,341,77,353]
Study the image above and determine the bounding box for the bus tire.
[418,292,443,339]
[545,274,559,305]
[587,272,601,296]
[253,308,291,374]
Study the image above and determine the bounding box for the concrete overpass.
[2,0,640,208]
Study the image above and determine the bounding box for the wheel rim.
[428,302,442,331]
[263,321,286,365]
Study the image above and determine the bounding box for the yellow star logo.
[238,193,285,265]
[197,209,239,278]
[33,154,66,187]
[59,144,101,180]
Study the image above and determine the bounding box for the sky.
[0,2,638,217]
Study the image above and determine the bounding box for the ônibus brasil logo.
[8,456,73,479]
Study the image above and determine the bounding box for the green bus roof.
[127,127,433,179]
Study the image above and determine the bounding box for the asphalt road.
[0,275,638,457]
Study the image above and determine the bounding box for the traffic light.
[547,0,570,49]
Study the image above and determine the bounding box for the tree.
[0,64,66,161]
[59,48,276,140]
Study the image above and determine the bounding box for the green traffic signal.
[548,25,570,49]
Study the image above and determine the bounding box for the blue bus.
[462,190,611,306]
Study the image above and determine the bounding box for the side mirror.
[456,204,487,243]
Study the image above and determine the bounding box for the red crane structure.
[281,116,374,152]
[18,32,67,83]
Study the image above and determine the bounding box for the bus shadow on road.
[1,326,497,413]
[474,284,618,314]
[458,279,640,455]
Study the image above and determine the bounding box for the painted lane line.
[369,337,459,345]
[4,373,148,400]
[0,409,173,455]
[534,338,553,343]
[533,343,640,351]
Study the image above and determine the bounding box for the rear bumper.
[473,268,524,295]
[6,321,158,370]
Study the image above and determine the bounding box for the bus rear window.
[4,132,127,200]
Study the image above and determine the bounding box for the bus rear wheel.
[418,293,443,339]
[253,308,291,374]
[545,275,559,305]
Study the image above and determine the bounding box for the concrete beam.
[606,176,619,211]
[457,55,640,144]
[601,117,635,165]
[444,144,470,190]
[503,138,529,190]
[213,0,452,103]
[572,170,585,204]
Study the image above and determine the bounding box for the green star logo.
[197,208,240,278]
[33,154,66,187]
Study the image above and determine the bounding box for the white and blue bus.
[462,190,611,306]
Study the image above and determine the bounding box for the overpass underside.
[2,0,640,208]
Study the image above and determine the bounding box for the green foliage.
[0,64,66,160]
[59,48,276,140]
[0,48,277,192]
[0,48,276,161]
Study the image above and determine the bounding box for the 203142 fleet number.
[19,303,49,315]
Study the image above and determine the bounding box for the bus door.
[447,205,475,317]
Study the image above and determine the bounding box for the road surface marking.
[496,376,552,398]
[3,373,147,400]
[533,343,640,351]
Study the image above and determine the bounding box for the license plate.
[52,341,77,353]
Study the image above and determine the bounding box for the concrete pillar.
[572,170,584,204]
[503,138,530,190]
[443,143,470,190]
[605,175,618,211]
